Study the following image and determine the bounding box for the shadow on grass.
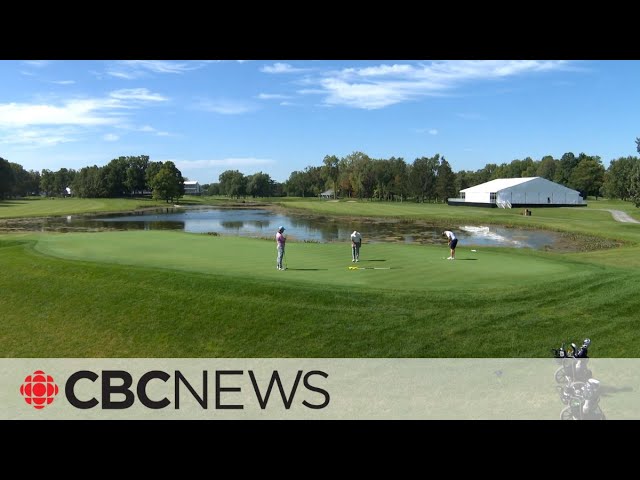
[601,385,634,397]
[0,201,23,207]
[285,268,328,271]
[362,259,386,262]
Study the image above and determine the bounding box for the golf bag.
[552,343,592,384]
[560,379,605,420]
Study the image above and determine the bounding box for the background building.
[448,177,586,208]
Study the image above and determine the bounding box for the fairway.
[33,230,587,292]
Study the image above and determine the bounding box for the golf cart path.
[603,209,640,223]
[569,208,639,223]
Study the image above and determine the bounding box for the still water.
[5,206,565,249]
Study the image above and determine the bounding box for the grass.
[0,195,236,220]
[2,225,640,357]
[2,195,640,358]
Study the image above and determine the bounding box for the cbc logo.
[20,370,59,410]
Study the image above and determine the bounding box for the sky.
[1,60,639,184]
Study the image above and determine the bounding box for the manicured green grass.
[0,196,234,220]
[2,229,640,357]
[0,197,166,219]
[3,196,640,358]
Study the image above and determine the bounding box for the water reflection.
[0,206,565,249]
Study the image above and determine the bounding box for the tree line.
[0,155,185,203]
[3,142,640,206]
[279,150,640,206]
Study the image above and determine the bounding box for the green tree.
[124,155,150,196]
[246,172,273,197]
[603,156,639,200]
[145,161,163,193]
[72,165,107,198]
[435,157,456,202]
[476,163,498,183]
[102,157,129,196]
[9,162,32,196]
[387,157,408,201]
[554,152,579,186]
[536,155,557,180]
[40,169,55,197]
[0,157,15,199]
[149,161,185,203]
[218,170,247,198]
[286,170,310,197]
[205,183,221,195]
[53,168,75,196]
[322,155,340,198]
[409,155,439,202]
[568,156,605,199]
[630,162,640,207]
[454,170,473,194]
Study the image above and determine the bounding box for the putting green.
[33,230,594,292]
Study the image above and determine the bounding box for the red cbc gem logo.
[20,370,59,409]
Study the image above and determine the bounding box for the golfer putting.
[443,230,458,260]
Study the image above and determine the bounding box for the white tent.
[449,177,586,208]
[318,189,335,199]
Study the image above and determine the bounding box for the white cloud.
[0,101,119,127]
[457,112,486,120]
[115,123,173,137]
[261,62,309,74]
[412,127,439,135]
[50,80,76,85]
[22,60,51,68]
[109,88,168,102]
[297,60,570,110]
[174,158,274,169]
[0,127,77,147]
[353,64,415,77]
[320,78,412,109]
[142,125,171,136]
[0,88,171,150]
[106,60,210,79]
[106,71,138,80]
[195,98,256,115]
[0,88,168,129]
[257,93,292,100]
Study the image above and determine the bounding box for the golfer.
[276,226,286,270]
[443,230,457,260]
[350,230,362,262]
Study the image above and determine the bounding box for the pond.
[1,206,566,250]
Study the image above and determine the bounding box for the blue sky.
[1,60,639,183]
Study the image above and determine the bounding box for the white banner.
[2,358,638,419]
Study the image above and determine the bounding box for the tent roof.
[461,177,538,193]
